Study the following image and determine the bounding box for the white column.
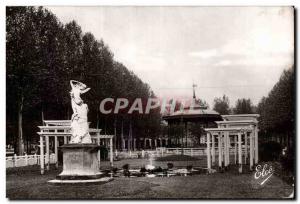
[212,134,215,165]
[227,133,230,165]
[97,135,100,167]
[122,138,125,151]
[141,150,145,158]
[25,153,28,166]
[221,133,224,168]
[46,135,50,170]
[238,132,242,173]
[54,136,58,169]
[34,153,37,164]
[154,139,157,148]
[40,136,44,174]
[149,139,152,149]
[250,129,254,170]
[254,125,259,164]
[133,138,136,151]
[244,133,248,164]
[224,133,227,167]
[64,136,67,145]
[110,138,113,167]
[207,132,211,170]
[144,139,147,149]
[234,135,237,164]
[218,132,222,168]
[127,139,130,151]
[227,133,230,166]
[14,154,17,167]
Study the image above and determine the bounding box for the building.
[162,85,222,147]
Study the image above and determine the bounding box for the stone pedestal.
[49,144,112,184]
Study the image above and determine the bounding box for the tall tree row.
[257,67,295,148]
[6,6,161,155]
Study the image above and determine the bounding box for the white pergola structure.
[204,114,259,173]
[37,120,114,175]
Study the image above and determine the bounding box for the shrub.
[137,153,142,158]
[122,164,129,170]
[280,146,294,173]
[167,163,174,169]
[187,165,193,171]
[111,167,118,173]
[259,141,282,161]
[122,164,130,177]
[140,167,146,173]
[153,166,163,172]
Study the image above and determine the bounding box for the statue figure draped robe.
[69,80,92,144]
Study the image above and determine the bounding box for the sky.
[47,6,294,108]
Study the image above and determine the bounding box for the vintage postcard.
[6,6,295,200]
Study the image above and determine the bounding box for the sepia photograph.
[6,5,295,200]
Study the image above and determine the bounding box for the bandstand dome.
[162,101,222,122]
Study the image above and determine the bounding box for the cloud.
[214,60,232,66]
[47,6,294,107]
[188,49,218,59]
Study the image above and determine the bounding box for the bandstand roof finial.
[192,83,197,99]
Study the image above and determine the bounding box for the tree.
[257,67,295,147]
[213,95,230,114]
[6,7,64,154]
[234,98,253,114]
[195,98,209,108]
[6,6,162,154]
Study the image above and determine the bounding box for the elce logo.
[254,164,274,185]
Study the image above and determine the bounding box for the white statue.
[69,80,92,144]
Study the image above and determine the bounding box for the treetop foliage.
[257,67,295,133]
[6,6,161,153]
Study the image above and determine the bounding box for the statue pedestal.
[48,144,112,184]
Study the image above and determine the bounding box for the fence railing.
[114,147,246,159]
[7,147,246,167]
[6,153,56,168]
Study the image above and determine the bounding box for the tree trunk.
[18,95,24,155]
[96,111,99,129]
[129,120,132,151]
[121,119,124,150]
[104,116,107,135]
[114,118,117,150]
[42,105,45,125]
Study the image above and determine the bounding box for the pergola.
[37,120,114,175]
[204,114,259,173]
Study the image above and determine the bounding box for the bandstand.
[37,120,114,175]
[163,87,222,147]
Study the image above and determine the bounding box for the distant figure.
[69,80,92,144]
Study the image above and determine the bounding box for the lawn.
[6,158,294,200]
